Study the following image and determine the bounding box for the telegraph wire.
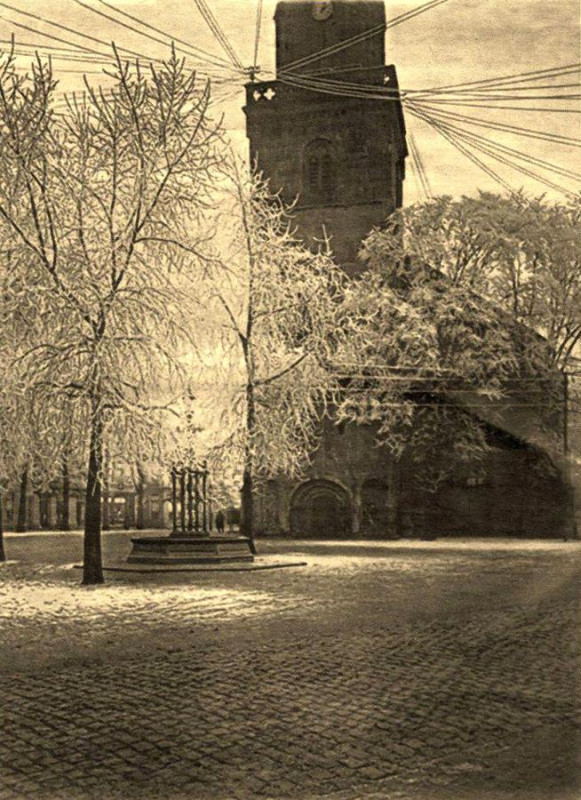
[209,86,242,107]
[410,62,581,96]
[297,64,580,94]
[299,64,580,93]
[408,139,427,201]
[1,40,110,61]
[444,129,579,197]
[428,131,512,195]
[411,98,581,113]
[415,134,433,199]
[191,0,244,71]
[283,72,403,95]
[404,102,581,148]
[298,63,389,79]
[201,0,244,70]
[252,0,263,78]
[408,131,432,200]
[0,14,113,59]
[411,92,581,101]
[408,152,425,201]
[409,108,514,193]
[281,0,451,75]
[407,110,581,181]
[69,0,236,76]
[416,82,581,96]
[285,62,580,104]
[43,66,106,75]
[451,128,581,182]
[331,398,566,410]
[408,104,577,198]
[334,369,579,382]
[286,74,580,106]
[302,75,580,93]
[280,23,385,75]
[273,72,581,124]
[408,104,548,194]
[276,70,580,111]
[279,72,403,101]
[336,396,566,411]
[4,46,111,65]
[331,368,573,385]
[92,0,233,68]
[17,54,109,66]
[275,73,581,168]
[0,1,156,62]
[8,43,230,83]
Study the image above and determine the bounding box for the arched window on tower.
[303,138,336,204]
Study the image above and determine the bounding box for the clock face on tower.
[312,1,334,21]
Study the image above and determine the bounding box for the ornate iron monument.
[127,461,254,564]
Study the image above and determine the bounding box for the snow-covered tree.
[0,47,222,582]
[332,192,579,488]
[332,267,519,488]
[360,192,581,370]
[194,163,344,549]
[0,261,71,549]
[0,362,24,559]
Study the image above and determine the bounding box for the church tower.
[244,0,407,273]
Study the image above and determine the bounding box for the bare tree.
[0,47,222,583]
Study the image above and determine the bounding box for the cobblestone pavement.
[1,534,580,800]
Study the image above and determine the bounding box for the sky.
[1,0,579,204]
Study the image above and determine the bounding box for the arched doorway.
[290,480,351,539]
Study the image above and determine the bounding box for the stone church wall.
[255,417,570,540]
[247,0,572,541]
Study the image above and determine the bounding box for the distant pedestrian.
[215,510,225,534]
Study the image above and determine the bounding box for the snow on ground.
[0,566,314,673]
[1,533,579,674]
[0,579,287,623]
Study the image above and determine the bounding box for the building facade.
[245,0,406,274]
[2,474,172,532]
[245,0,574,539]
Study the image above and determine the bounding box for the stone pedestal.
[127,535,254,565]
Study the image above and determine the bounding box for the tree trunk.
[102,448,110,531]
[0,492,5,562]
[16,467,28,533]
[136,462,145,530]
[83,411,104,585]
[240,468,257,554]
[60,458,70,531]
[38,493,49,530]
[240,383,257,555]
